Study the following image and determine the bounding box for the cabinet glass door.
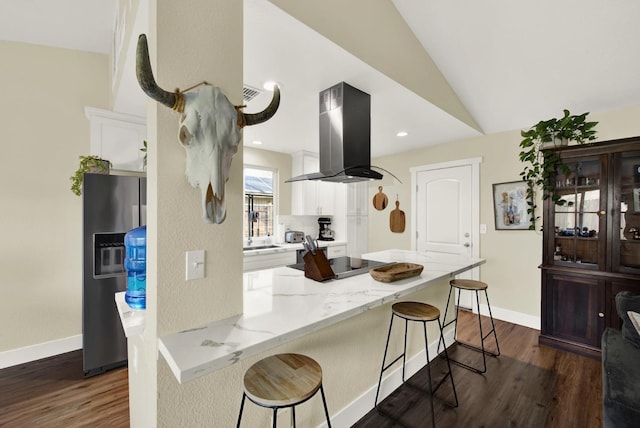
[552,158,602,269]
[613,152,640,273]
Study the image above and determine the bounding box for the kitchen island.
[158,249,484,383]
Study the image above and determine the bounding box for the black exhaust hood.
[286,82,382,183]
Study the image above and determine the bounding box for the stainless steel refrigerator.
[82,173,146,376]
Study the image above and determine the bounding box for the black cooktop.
[287,256,392,279]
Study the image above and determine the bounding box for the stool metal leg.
[440,288,462,342]
[422,321,436,428]
[438,318,459,408]
[474,290,487,373]
[236,393,247,428]
[375,313,395,407]
[484,290,501,356]
[440,284,458,350]
[402,319,408,382]
[272,408,277,428]
[320,384,332,428]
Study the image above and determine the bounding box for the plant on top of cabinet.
[140,140,148,169]
[70,155,111,196]
[518,109,598,230]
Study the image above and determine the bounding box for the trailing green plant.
[519,110,598,230]
[70,155,111,196]
[141,140,147,169]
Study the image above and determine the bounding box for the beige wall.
[368,105,640,319]
[244,146,292,215]
[0,41,109,352]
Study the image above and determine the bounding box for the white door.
[412,159,481,309]
[416,165,472,256]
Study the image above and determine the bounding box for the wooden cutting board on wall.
[390,200,405,233]
[373,186,388,210]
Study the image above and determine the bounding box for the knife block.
[303,250,335,282]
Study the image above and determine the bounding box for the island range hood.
[286,82,382,183]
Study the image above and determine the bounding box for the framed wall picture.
[493,181,532,230]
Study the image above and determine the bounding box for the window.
[244,167,276,239]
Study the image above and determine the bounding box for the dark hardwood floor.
[0,310,602,427]
[0,350,129,427]
[353,310,602,427]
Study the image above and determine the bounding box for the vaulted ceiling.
[2,0,639,158]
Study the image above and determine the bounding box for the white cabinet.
[291,151,335,215]
[338,182,369,257]
[346,182,369,216]
[327,244,346,259]
[347,215,368,257]
[243,250,296,272]
[85,107,146,172]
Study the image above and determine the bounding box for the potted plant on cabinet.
[70,155,111,196]
[141,140,148,169]
[519,109,598,230]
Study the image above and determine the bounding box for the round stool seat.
[392,301,440,321]
[450,279,488,291]
[243,353,322,408]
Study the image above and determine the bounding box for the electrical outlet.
[185,250,205,280]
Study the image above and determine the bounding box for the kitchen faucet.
[247,195,258,245]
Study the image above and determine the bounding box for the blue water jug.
[124,225,146,309]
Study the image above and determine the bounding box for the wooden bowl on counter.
[370,262,424,282]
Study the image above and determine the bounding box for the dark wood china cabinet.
[539,137,640,358]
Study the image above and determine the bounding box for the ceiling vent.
[243,85,263,102]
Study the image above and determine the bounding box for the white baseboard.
[316,305,539,427]
[317,329,456,428]
[0,335,82,369]
[478,304,541,330]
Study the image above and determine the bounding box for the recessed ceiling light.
[252,140,263,145]
[263,81,277,90]
[397,131,408,137]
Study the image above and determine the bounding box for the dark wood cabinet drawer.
[541,270,605,350]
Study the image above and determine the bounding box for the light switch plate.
[480,224,487,234]
[185,250,205,280]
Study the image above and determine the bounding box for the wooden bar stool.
[374,301,458,428]
[237,353,332,428]
[440,279,501,374]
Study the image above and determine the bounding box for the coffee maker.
[318,217,334,241]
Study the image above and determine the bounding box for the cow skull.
[135,34,280,224]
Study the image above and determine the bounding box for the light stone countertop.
[115,292,145,337]
[157,249,485,383]
[242,240,346,256]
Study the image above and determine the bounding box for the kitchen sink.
[243,245,281,251]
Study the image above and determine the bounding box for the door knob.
[598,312,604,318]
[464,243,471,248]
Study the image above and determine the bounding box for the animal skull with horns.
[135,34,280,224]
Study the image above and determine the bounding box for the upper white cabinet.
[291,151,335,215]
[346,215,368,257]
[346,182,369,216]
[85,107,147,172]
